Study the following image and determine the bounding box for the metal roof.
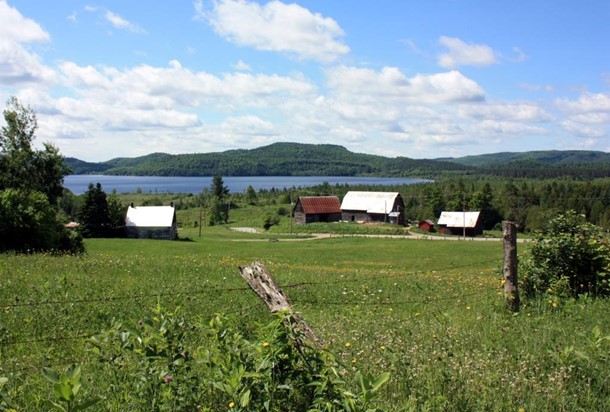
[340,191,401,214]
[298,196,341,214]
[125,206,176,227]
[437,211,480,228]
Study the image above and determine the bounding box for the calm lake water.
[64,175,431,195]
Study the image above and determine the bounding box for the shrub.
[89,308,389,411]
[520,211,610,297]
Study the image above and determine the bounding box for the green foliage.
[88,308,388,411]
[42,364,100,411]
[263,213,281,231]
[90,305,199,410]
[520,211,610,297]
[0,188,80,253]
[0,96,69,205]
[1,227,610,411]
[0,97,81,253]
[78,183,124,238]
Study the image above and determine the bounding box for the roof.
[340,191,401,214]
[437,211,481,228]
[419,219,434,226]
[298,196,341,214]
[125,206,176,227]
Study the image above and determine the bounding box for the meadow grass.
[0,229,608,411]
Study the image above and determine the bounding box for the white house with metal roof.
[125,205,177,240]
[340,191,404,225]
[437,211,482,236]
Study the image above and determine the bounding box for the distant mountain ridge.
[64,142,471,177]
[64,143,610,178]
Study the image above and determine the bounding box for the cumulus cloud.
[437,36,498,68]
[555,92,610,139]
[326,66,485,103]
[555,92,610,114]
[0,1,50,42]
[196,0,349,62]
[0,1,55,85]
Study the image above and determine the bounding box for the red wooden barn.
[293,196,342,224]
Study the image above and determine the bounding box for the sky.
[1,0,609,162]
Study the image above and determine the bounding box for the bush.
[89,308,389,411]
[263,213,280,231]
[0,189,83,253]
[520,211,610,297]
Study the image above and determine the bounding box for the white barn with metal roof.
[125,205,177,240]
[437,211,482,236]
[340,191,404,224]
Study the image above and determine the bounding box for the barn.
[293,196,342,224]
[125,204,177,240]
[340,191,405,225]
[418,219,435,232]
[437,211,482,237]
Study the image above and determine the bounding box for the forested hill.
[64,142,471,177]
[443,150,610,178]
[65,143,610,178]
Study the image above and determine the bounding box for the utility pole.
[463,193,466,239]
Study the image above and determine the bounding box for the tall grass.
[1,232,608,410]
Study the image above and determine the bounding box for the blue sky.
[1,0,609,162]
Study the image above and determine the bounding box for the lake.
[64,175,431,195]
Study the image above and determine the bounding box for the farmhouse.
[125,204,177,240]
[437,211,482,237]
[418,219,435,232]
[340,191,405,225]
[293,196,342,224]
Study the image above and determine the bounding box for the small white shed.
[125,205,177,240]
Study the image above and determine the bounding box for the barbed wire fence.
[0,256,503,378]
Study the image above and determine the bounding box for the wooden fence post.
[502,221,520,312]
[239,260,321,346]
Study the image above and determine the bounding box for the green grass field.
[1,223,609,411]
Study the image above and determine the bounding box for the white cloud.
[326,66,485,103]
[104,10,146,33]
[555,93,610,139]
[197,0,349,62]
[556,92,610,114]
[437,36,498,68]
[0,2,55,86]
[459,102,553,122]
[233,60,251,71]
[0,1,50,42]
[561,120,606,138]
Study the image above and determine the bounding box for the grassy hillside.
[1,218,608,410]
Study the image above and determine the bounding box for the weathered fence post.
[502,221,520,312]
[239,260,321,346]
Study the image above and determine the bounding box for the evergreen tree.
[208,176,229,225]
[245,185,258,205]
[79,183,112,237]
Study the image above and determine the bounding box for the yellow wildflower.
[229,401,235,408]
